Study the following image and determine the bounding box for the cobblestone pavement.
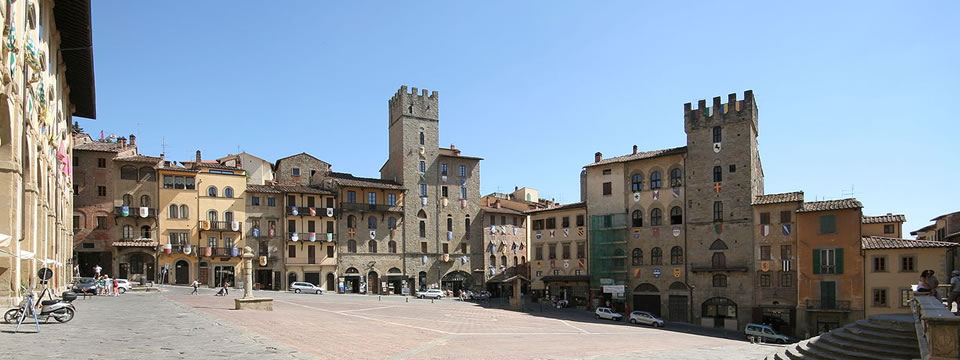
[162,286,782,360]
[0,289,305,359]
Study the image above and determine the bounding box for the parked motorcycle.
[3,291,77,324]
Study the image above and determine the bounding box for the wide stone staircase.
[765,314,920,360]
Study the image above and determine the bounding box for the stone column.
[242,246,254,299]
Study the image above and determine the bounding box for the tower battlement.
[683,90,757,133]
[389,85,439,125]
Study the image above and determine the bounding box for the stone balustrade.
[910,293,959,359]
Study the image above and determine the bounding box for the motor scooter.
[3,291,77,324]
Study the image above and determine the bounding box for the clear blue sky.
[86,1,958,235]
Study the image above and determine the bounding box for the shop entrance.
[256,270,274,290]
[174,260,189,284]
[632,283,661,317]
[214,265,235,287]
[441,271,472,296]
[344,267,361,293]
[368,271,379,295]
[305,272,320,287]
[198,262,209,285]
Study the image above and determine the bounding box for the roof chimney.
[196,150,202,164]
[594,152,602,163]
[514,186,518,191]
[118,137,126,146]
[632,145,638,155]
[129,134,136,146]
[450,144,456,150]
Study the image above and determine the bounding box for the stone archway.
[632,283,661,317]
[174,260,190,284]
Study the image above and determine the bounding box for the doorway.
[256,270,274,290]
[119,263,129,279]
[175,260,189,284]
[198,262,209,285]
[668,295,689,322]
[326,273,335,291]
[632,283,661,317]
[368,271,379,295]
[305,272,320,287]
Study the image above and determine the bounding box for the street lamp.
[688,283,695,323]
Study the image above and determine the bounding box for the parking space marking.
[558,319,591,334]
[275,299,454,335]
[339,305,397,313]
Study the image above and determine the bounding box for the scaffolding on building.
[589,213,628,297]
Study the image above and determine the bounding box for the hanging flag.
[488,244,496,253]
[536,231,542,239]
[714,223,723,234]
[672,226,681,237]
[447,231,453,240]
[578,258,585,268]
[441,175,447,183]
[672,188,681,199]
[761,224,770,236]
[653,190,659,200]
[714,183,722,193]
[309,232,317,241]
[633,229,641,239]
[461,256,467,264]
[183,245,192,255]
[633,192,641,202]
[549,230,555,238]
[139,207,149,218]
[563,228,569,237]
[309,207,317,216]
[422,255,428,264]
[550,260,556,268]
[369,230,376,239]
[782,224,791,235]
[326,208,334,217]
[291,232,299,241]
[634,268,642,278]
[577,227,584,237]
[348,228,356,237]
[290,206,299,216]
[121,206,130,217]
[513,227,518,235]
[231,221,240,231]
[252,228,261,238]
[713,142,722,153]
[460,178,466,186]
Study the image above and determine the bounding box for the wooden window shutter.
[812,248,821,275]
[835,248,844,274]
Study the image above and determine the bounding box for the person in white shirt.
[191,280,200,295]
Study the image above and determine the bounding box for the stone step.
[818,332,918,359]
[844,325,918,343]
[854,319,917,336]
[782,345,806,360]
[866,316,919,331]
[795,340,834,360]
[832,327,919,352]
[806,335,907,360]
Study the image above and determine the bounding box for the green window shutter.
[813,248,821,275]
[835,248,844,274]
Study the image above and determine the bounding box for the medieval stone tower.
[683,91,764,329]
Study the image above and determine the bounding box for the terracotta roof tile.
[111,241,158,247]
[246,185,282,194]
[797,198,863,213]
[525,202,586,214]
[861,236,959,250]
[274,185,333,195]
[862,214,906,224]
[114,155,161,164]
[327,172,404,190]
[910,224,937,235]
[480,206,525,215]
[753,191,804,205]
[74,141,134,152]
[584,146,687,168]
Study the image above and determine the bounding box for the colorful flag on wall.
[782,224,791,235]
[672,188,680,199]
[714,223,723,234]
[761,225,770,236]
[653,190,659,200]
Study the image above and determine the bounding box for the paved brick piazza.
[0,287,783,359]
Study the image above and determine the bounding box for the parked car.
[416,289,445,299]
[744,323,792,344]
[628,311,664,327]
[472,291,490,301]
[594,307,623,321]
[289,282,323,294]
[72,277,97,295]
[114,279,133,294]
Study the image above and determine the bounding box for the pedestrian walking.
[93,264,102,278]
[190,280,200,295]
[948,270,960,313]
[112,277,120,296]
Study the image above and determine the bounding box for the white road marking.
[558,319,591,334]
[339,305,396,313]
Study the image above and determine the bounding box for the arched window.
[631,173,643,192]
[712,274,727,287]
[650,171,662,189]
[634,283,659,293]
[347,215,356,228]
[120,165,138,180]
[713,166,722,182]
[500,255,507,267]
[140,195,151,207]
[347,240,357,253]
[129,254,144,274]
[139,167,156,181]
[612,248,625,268]
[670,206,682,225]
[417,209,427,218]
[141,225,151,239]
[671,246,684,264]
[709,239,728,250]
[388,241,397,253]
[464,215,471,234]
[419,221,426,237]
[207,210,218,222]
[703,297,737,319]
[368,216,377,229]
[513,256,518,266]
[169,204,179,219]
[651,247,662,265]
[521,256,526,263]
[223,187,234,198]
[419,132,425,145]
[446,215,453,232]
[670,168,682,187]
[632,210,643,227]
[650,208,662,226]
[122,225,133,239]
[713,201,723,221]
[387,217,397,229]
[632,248,642,266]
[207,186,218,197]
[122,194,133,206]
[368,240,377,253]
[712,252,726,268]
[224,211,234,224]
[489,255,497,267]
[179,205,189,219]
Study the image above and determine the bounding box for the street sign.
[600,278,614,285]
[602,285,625,293]
[653,268,661,278]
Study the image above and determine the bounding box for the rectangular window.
[553,270,560,276]
[562,243,570,259]
[267,197,276,206]
[459,165,466,177]
[575,269,582,276]
[577,243,585,259]
[288,245,296,258]
[781,272,793,287]
[872,256,886,272]
[533,219,543,230]
[442,243,449,254]
[819,215,836,234]
[441,163,448,176]
[602,182,612,195]
[287,195,296,207]
[292,168,300,176]
[347,191,356,203]
[288,220,296,233]
[545,218,556,229]
[307,221,316,233]
[781,245,792,259]
[419,184,427,197]
[460,187,467,199]
[819,248,836,274]
[421,242,428,253]
[512,217,518,226]
[326,221,334,233]
[97,158,106,168]
[327,245,334,257]
[873,289,887,307]
[713,201,723,222]
[548,244,557,259]
[760,212,770,225]
[760,274,771,287]
[387,194,396,206]
[489,215,496,225]
[562,217,570,228]
[535,245,543,260]
[780,211,792,223]
[901,256,915,272]
[441,186,448,198]
[712,126,721,143]
[500,216,506,225]
[326,197,334,208]
[419,161,426,173]
[883,224,894,234]
[576,215,584,227]
[307,196,315,208]
[185,177,195,190]
[163,176,174,189]
[602,169,612,175]
[460,243,467,254]
[97,186,106,197]
[760,246,771,260]
[729,164,736,173]
[251,196,260,206]
[96,216,107,229]
[73,216,81,230]
[900,289,913,307]
[535,271,542,277]
[368,192,376,205]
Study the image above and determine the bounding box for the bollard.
[749,336,755,344]
[406,297,408,303]
[379,296,381,301]
[431,298,434,304]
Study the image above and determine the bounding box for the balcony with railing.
[287,232,336,242]
[114,206,158,218]
[198,220,242,232]
[340,202,403,213]
[287,206,339,217]
[805,299,852,312]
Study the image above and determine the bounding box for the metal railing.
[340,202,402,213]
[288,232,336,242]
[114,206,158,218]
[198,220,242,232]
[288,206,339,217]
[805,299,851,310]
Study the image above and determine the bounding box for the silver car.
[415,289,445,299]
[628,311,665,327]
[289,282,323,294]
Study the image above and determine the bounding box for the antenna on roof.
[841,184,855,198]
[160,137,167,157]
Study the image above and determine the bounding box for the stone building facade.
[245,184,284,290]
[0,0,96,305]
[527,203,589,306]
[752,191,803,336]
[279,185,337,291]
[380,86,483,294]
[478,203,528,296]
[109,146,161,283]
[861,236,957,317]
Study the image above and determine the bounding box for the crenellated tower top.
[683,90,757,134]
[389,85,439,126]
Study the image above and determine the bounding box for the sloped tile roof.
[246,185,282,194]
[74,141,133,152]
[327,172,404,190]
[862,214,906,224]
[797,198,863,213]
[910,224,936,235]
[114,155,161,164]
[274,185,333,195]
[861,236,959,250]
[753,191,804,205]
[525,202,586,214]
[111,241,158,247]
[584,146,687,168]
[480,206,525,215]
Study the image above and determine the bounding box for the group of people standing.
[916,269,960,314]
[92,264,121,296]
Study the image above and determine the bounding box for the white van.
[744,323,791,344]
